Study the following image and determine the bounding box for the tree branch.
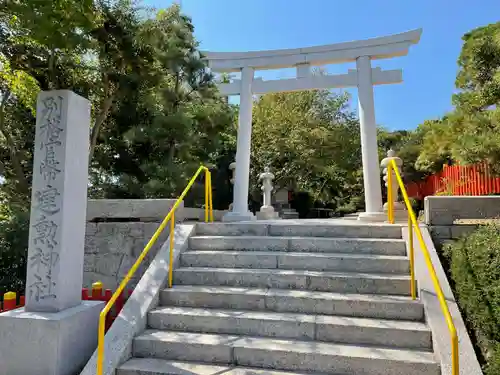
[88,76,116,165]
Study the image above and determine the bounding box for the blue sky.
[145,0,500,130]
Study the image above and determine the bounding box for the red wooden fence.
[406,161,500,199]
[0,282,133,332]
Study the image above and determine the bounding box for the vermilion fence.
[0,282,133,331]
[406,161,500,199]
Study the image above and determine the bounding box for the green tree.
[0,0,97,89]
[0,1,235,293]
[91,5,235,201]
[377,129,409,155]
[454,22,500,111]
[0,56,39,203]
[395,22,500,181]
[1,0,162,165]
[250,90,363,212]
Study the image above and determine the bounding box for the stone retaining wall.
[425,196,500,225]
[83,222,168,290]
[425,196,500,247]
[83,199,228,289]
[429,224,478,247]
[87,199,180,221]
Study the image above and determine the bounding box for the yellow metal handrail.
[96,165,213,375]
[387,160,458,375]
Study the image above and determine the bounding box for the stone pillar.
[223,67,256,222]
[356,56,385,222]
[25,91,90,311]
[228,161,236,210]
[381,149,406,219]
[0,90,103,375]
[256,167,280,220]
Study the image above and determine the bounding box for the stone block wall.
[83,222,168,290]
[82,199,229,290]
[87,199,180,221]
[425,196,500,225]
[425,196,500,247]
[428,224,478,248]
[83,199,178,290]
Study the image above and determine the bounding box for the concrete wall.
[425,196,500,225]
[425,196,500,247]
[428,224,479,247]
[83,200,228,290]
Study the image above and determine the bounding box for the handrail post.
[205,169,209,223]
[452,332,459,375]
[387,163,394,224]
[97,313,105,375]
[408,212,416,300]
[208,171,214,222]
[168,212,175,288]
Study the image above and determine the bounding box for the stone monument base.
[0,301,103,375]
[256,211,280,220]
[358,211,388,222]
[256,205,280,220]
[222,210,256,222]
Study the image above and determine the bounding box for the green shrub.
[336,202,358,216]
[0,209,29,296]
[444,224,500,374]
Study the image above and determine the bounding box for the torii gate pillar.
[224,67,256,221]
[356,56,385,221]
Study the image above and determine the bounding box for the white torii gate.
[204,29,422,222]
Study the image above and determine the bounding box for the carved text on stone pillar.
[28,95,64,303]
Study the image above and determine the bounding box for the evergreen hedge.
[444,224,500,374]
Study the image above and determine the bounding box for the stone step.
[195,222,402,239]
[117,358,320,375]
[174,267,412,295]
[132,331,440,375]
[189,236,406,255]
[148,306,431,349]
[160,286,424,321]
[180,251,409,273]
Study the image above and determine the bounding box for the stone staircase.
[117,221,440,375]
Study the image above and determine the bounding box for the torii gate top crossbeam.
[203,29,422,72]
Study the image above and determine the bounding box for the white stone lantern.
[229,161,236,185]
[380,149,406,219]
[256,167,280,220]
